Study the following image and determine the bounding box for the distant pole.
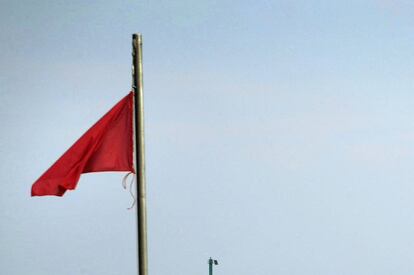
[208,257,218,275]
[132,33,148,275]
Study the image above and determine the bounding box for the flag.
[31,92,135,196]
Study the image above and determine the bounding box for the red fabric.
[31,92,135,196]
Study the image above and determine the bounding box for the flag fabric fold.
[31,92,135,197]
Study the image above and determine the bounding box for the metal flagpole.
[132,33,148,275]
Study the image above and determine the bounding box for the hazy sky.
[2,1,414,275]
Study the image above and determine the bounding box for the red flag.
[31,92,135,196]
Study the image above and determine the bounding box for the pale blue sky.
[2,1,414,275]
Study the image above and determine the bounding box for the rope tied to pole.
[122,172,136,210]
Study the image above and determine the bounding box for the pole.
[209,258,213,275]
[132,33,148,275]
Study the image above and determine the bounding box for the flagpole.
[132,33,148,275]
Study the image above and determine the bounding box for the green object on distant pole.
[208,257,218,275]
